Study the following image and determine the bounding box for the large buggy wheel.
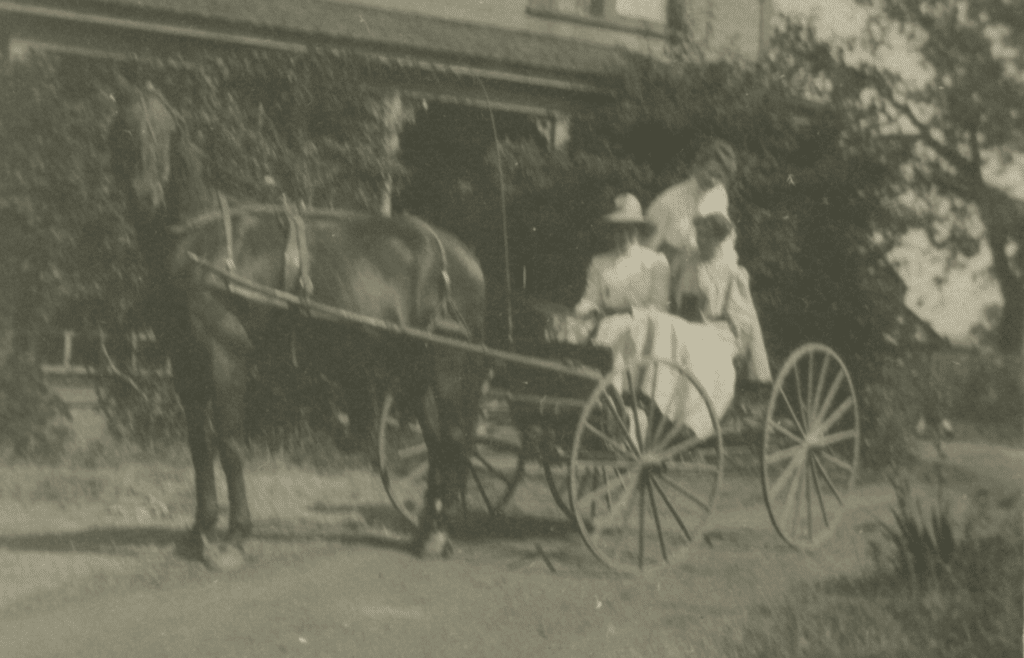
[377,391,525,527]
[762,343,861,550]
[569,357,725,572]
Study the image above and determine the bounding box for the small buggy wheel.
[378,391,525,528]
[762,344,860,550]
[569,357,724,573]
[539,433,573,520]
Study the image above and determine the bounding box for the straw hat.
[601,193,649,230]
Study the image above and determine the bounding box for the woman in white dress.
[644,139,738,319]
[570,195,739,438]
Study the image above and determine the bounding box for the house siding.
[321,0,764,59]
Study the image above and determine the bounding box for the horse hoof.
[416,531,453,559]
[202,540,246,572]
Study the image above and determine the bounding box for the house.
[2,0,773,418]
[0,0,772,127]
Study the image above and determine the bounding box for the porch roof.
[1,0,633,84]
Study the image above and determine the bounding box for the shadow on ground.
[0,527,182,554]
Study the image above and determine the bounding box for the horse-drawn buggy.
[379,328,861,572]
[109,80,861,573]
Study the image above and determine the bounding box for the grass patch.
[726,447,1023,658]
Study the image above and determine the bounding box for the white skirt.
[593,309,736,439]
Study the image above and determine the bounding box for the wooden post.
[63,330,74,369]
[378,91,405,217]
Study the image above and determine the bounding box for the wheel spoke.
[650,417,695,453]
[601,390,640,456]
[817,447,854,473]
[818,397,854,435]
[468,463,494,514]
[813,369,848,429]
[810,452,844,506]
[591,472,640,531]
[653,471,712,513]
[648,481,668,561]
[653,433,705,462]
[809,453,830,529]
[637,475,646,570]
[583,421,635,460]
[396,442,428,460]
[650,476,692,541]
[471,450,515,485]
[576,468,630,510]
[794,358,808,429]
[819,428,857,447]
[767,419,806,446]
[778,387,807,436]
[625,369,645,451]
[811,355,832,424]
[668,460,721,474]
[805,455,813,541]
[402,459,429,482]
[765,442,805,466]
[784,458,805,538]
[767,446,805,500]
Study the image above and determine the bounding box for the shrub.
[0,355,73,462]
[94,368,184,453]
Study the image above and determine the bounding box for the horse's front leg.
[209,339,253,544]
[175,380,218,559]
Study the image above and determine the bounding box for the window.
[614,0,667,23]
[527,0,670,28]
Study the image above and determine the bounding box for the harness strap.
[218,192,236,273]
[422,224,470,339]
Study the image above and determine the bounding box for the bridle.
[129,82,180,212]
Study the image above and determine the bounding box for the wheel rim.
[540,432,573,520]
[762,344,861,550]
[378,391,525,528]
[570,357,724,573]
[378,393,429,525]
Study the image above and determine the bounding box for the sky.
[772,0,1015,345]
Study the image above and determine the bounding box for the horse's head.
[108,79,178,224]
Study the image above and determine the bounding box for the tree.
[837,0,1024,352]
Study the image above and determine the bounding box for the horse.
[107,79,487,565]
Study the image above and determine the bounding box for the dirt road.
[0,439,1018,658]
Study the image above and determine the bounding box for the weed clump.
[727,452,1023,658]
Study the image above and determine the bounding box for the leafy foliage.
[499,45,901,383]
[811,0,1024,351]
[0,49,401,451]
[0,354,71,462]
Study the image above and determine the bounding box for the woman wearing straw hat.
[573,193,670,319]
[567,193,738,440]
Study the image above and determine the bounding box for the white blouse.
[574,244,670,317]
[644,178,730,253]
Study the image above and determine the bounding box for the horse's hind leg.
[209,341,253,544]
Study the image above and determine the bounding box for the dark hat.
[694,211,734,242]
